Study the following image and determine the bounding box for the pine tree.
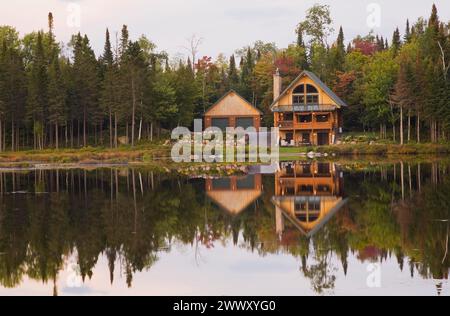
[174,60,196,126]
[405,19,412,43]
[240,48,255,102]
[26,31,48,150]
[0,39,26,151]
[120,25,129,61]
[100,29,118,147]
[392,27,402,56]
[228,54,239,90]
[48,56,66,149]
[72,33,100,147]
[122,41,148,147]
[429,4,439,30]
[332,26,346,71]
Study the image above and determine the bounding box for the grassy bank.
[280,143,450,156]
[0,144,171,165]
[0,142,448,167]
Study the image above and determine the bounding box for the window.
[295,202,307,212]
[306,84,318,93]
[301,133,311,145]
[292,84,320,105]
[286,187,295,195]
[299,185,314,193]
[317,185,331,193]
[316,114,330,123]
[317,163,331,175]
[293,95,305,104]
[309,200,321,212]
[307,95,319,104]
[285,164,294,176]
[298,114,312,123]
[282,113,294,121]
[301,164,312,175]
[293,85,305,94]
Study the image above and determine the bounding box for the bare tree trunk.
[109,110,113,148]
[407,110,411,143]
[11,117,14,151]
[55,122,59,150]
[138,117,143,141]
[83,110,87,147]
[131,78,136,147]
[114,113,118,148]
[150,122,153,142]
[65,122,68,147]
[417,163,422,193]
[401,161,405,200]
[0,119,2,152]
[400,105,404,145]
[417,112,420,143]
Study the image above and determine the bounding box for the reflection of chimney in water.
[275,205,284,240]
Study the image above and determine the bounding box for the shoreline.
[0,143,448,171]
[0,143,450,168]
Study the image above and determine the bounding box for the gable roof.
[272,197,348,238]
[205,90,263,116]
[270,70,348,110]
[207,190,262,215]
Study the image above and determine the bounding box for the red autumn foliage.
[332,71,357,98]
[353,39,378,56]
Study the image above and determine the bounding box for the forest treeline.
[0,4,449,151]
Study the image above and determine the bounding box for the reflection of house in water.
[272,162,347,238]
[206,174,263,215]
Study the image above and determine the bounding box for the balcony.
[273,104,337,113]
[279,121,294,128]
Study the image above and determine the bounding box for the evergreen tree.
[392,28,402,56]
[405,19,412,43]
[228,54,239,90]
[72,33,100,147]
[26,31,48,150]
[47,56,66,149]
[100,29,119,147]
[0,39,27,151]
[329,26,346,72]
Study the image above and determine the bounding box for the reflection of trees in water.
[0,163,448,294]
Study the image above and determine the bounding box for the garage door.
[211,118,229,131]
[236,117,254,129]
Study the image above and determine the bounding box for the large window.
[282,113,294,121]
[316,114,330,122]
[292,84,320,105]
[297,114,312,123]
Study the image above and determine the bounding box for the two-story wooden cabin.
[272,162,347,238]
[271,70,347,146]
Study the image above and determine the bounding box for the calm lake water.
[0,160,449,296]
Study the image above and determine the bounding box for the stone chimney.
[273,68,282,101]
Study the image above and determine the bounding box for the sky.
[1,0,449,60]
